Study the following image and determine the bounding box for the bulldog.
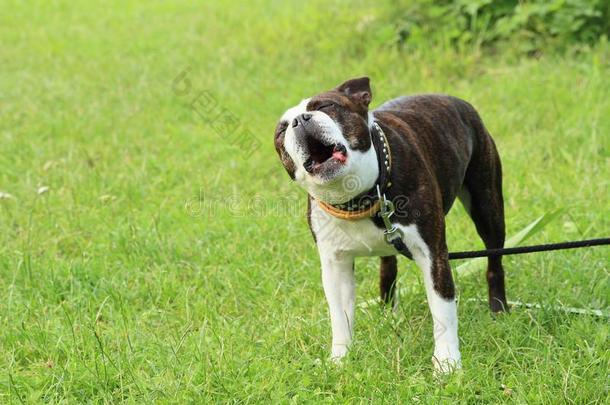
[273,77,507,373]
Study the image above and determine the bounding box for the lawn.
[0,0,608,403]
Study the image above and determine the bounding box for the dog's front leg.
[401,225,461,373]
[419,253,461,374]
[319,251,355,361]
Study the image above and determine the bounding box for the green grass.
[1,0,609,403]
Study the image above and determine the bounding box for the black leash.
[390,237,610,261]
[447,237,610,260]
[377,188,610,260]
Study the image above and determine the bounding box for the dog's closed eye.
[316,102,335,111]
[275,121,288,138]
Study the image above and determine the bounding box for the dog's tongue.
[332,150,347,163]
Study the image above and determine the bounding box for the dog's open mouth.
[303,136,347,174]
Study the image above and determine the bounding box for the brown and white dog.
[273,77,507,373]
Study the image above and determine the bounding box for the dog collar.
[317,121,392,220]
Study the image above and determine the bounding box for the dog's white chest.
[309,201,396,258]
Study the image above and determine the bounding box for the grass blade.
[455,208,564,277]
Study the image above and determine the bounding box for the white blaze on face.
[281,97,311,181]
[281,99,379,204]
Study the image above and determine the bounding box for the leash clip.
[377,185,403,243]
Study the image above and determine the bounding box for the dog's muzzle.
[292,113,347,175]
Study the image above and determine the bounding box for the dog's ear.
[336,77,372,108]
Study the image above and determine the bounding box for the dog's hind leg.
[461,134,508,313]
[379,255,397,309]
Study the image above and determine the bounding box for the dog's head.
[274,77,379,204]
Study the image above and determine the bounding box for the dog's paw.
[330,344,349,364]
[432,350,462,375]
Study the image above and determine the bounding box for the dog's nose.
[292,113,313,127]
